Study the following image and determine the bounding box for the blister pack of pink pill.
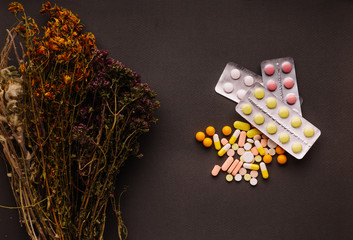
[261,57,302,115]
[215,62,262,103]
[235,83,321,159]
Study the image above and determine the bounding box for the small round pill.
[244,173,251,181]
[203,138,213,147]
[247,138,254,143]
[276,146,285,154]
[230,69,241,79]
[227,149,235,157]
[239,167,247,176]
[267,139,277,149]
[237,148,245,155]
[277,154,287,164]
[253,113,265,125]
[250,177,258,186]
[283,77,294,89]
[267,80,277,91]
[206,126,216,136]
[222,126,232,136]
[279,132,290,143]
[268,148,276,156]
[291,117,302,128]
[243,75,254,86]
[195,131,205,142]
[253,135,261,141]
[237,89,247,100]
[292,142,302,153]
[244,142,252,151]
[266,97,277,109]
[263,154,272,164]
[304,126,315,137]
[221,138,228,146]
[286,93,297,105]
[250,170,258,178]
[234,174,242,182]
[264,64,275,75]
[253,88,265,99]
[264,147,269,155]
[223,82,234,93]
[232,143,239,150]
[241,104,253,115]
[254,155,262,163]
[226,174,234,182]
[266,124,277,134]
[243,151,254,163]
[278,107,289,118]
[282,61,292,73]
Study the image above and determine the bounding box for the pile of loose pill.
[195,121,287,186]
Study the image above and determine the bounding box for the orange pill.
[206,126,216,136]
[277,154,287,165]
[276,146,285,155]
[203,137,213,147]
[195,131,205,142]
[263,154,272,164]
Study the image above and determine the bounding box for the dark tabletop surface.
[0,0,353,239]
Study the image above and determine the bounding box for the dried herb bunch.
[0,2,159,239]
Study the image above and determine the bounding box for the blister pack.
[261,57,302,115]
[235,83,320,159]
[215,62,262,103]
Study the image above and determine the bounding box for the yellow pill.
[266,97,277,109]
[254,155,262,163]
[304,126,315,137]
[292,142,302,153]
[278,107,289,118]
[226,174,233,182]
[232,143,239,151]
[195,131,205,142]
[241,104,253,115]
[253,113,265,125]
[253,88,265,99]
[279,132,290,143]
[244,173,251,181]
[247,128,262,138]
[222,126,232,136]
[213,134,221,150]
[203,137,213,147]
[266,124,277,135]
[206,126,216,136]
[233,121,251,131]
[291,117,302,128]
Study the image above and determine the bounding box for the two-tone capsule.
[243,163,259,171]
[260,162,269,179]
[218,143,231,157]
[228,129,240,145]
[255,140,266,156]
[213,134,221,150]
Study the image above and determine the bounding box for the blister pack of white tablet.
[215,62,262,103]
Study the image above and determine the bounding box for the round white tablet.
[230,69,241,79]
[236,89,247,100]
[268,148,276,156]
[250,178,258,186]
[242,151,254,163]
[243,75,254,86]
[244,142,252,151]
[234,174,242,182]
[267,139,277,149]
[223,82,234,93]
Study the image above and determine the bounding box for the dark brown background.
[0,0,353,239]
